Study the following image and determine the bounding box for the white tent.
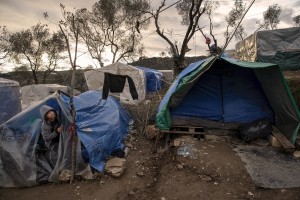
[0,78,21,124]
[84,62,146,104]
[21,84,80,109]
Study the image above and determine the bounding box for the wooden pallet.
[160,126,204,135]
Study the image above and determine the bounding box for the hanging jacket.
[102,73,139,100]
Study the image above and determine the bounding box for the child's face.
[46,111,56,122]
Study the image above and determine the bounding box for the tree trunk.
[32,70,39,84]
[42,74,47,84]
[173,55,185,75]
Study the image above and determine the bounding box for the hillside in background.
[130,56,207,70]
[1,70,88,92]
[0,56,206,91]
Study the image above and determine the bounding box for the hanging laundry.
[102,73,139,100]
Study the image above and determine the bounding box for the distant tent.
[136,66,163,92]
[156,56,300,143]
[21,84,81,109]
[0,90,131,187]
[236,27,300,71]
[0,78,21,124]
[84,63,146,104]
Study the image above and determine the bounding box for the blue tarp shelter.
[0,78,21,124]
[136,66,163,92]
[0,90,131,187]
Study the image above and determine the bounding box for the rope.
[68,122,76,137]
[170,0,256,86]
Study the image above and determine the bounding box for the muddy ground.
[1,133,300,200]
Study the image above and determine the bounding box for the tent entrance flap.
[254,67,300,143]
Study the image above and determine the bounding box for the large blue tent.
[157,56,300,143]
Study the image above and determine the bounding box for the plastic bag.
[177,144,198,159]
[239,119,272,142]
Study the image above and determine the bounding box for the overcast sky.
[1,0,300,70]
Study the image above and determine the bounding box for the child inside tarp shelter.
[40,105,62,148]
[38,105,62,168]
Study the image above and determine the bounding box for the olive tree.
[76,0,150,65]
[150,0,206,74]
[257,4,281,30]
[7,23,66,84]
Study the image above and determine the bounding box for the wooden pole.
[58,12,79,183]
[70,68,77,184]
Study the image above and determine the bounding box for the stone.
[125,142,134,149]
[77,166,95,180]
[58,169,71,181]
[204,135,220,142]
[177,164,183,169]
[200,175,212,181]
[269,135,283,148]
[248,191,254,197]
[129,136,136,143]
[173,136,195,147]
[137,172,145,177]
[128,191,135,195]
[146,125,163,140]
[105,158,126,177]
[123,147,130,157]
[293,150,300,158]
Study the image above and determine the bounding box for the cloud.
[280,7,294,25]
[0,0,298,65]
[0,0,94,32]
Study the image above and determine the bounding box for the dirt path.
[1,134,300,200]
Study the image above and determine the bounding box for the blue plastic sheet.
[171,73,223,121]
[62,91,131,171]
[0,85,22,124]
[222,65,274,123]
[136,66,163,92]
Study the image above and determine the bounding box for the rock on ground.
[105,158,126,177]
[146,125,163,140]
[173,135,196,147]
[58,169,71,182]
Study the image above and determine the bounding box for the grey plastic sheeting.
[234,145,300,188]
[0,91,131,187]
[236,27,300,70]
[0,95,87,187]
[254,67,300,143]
